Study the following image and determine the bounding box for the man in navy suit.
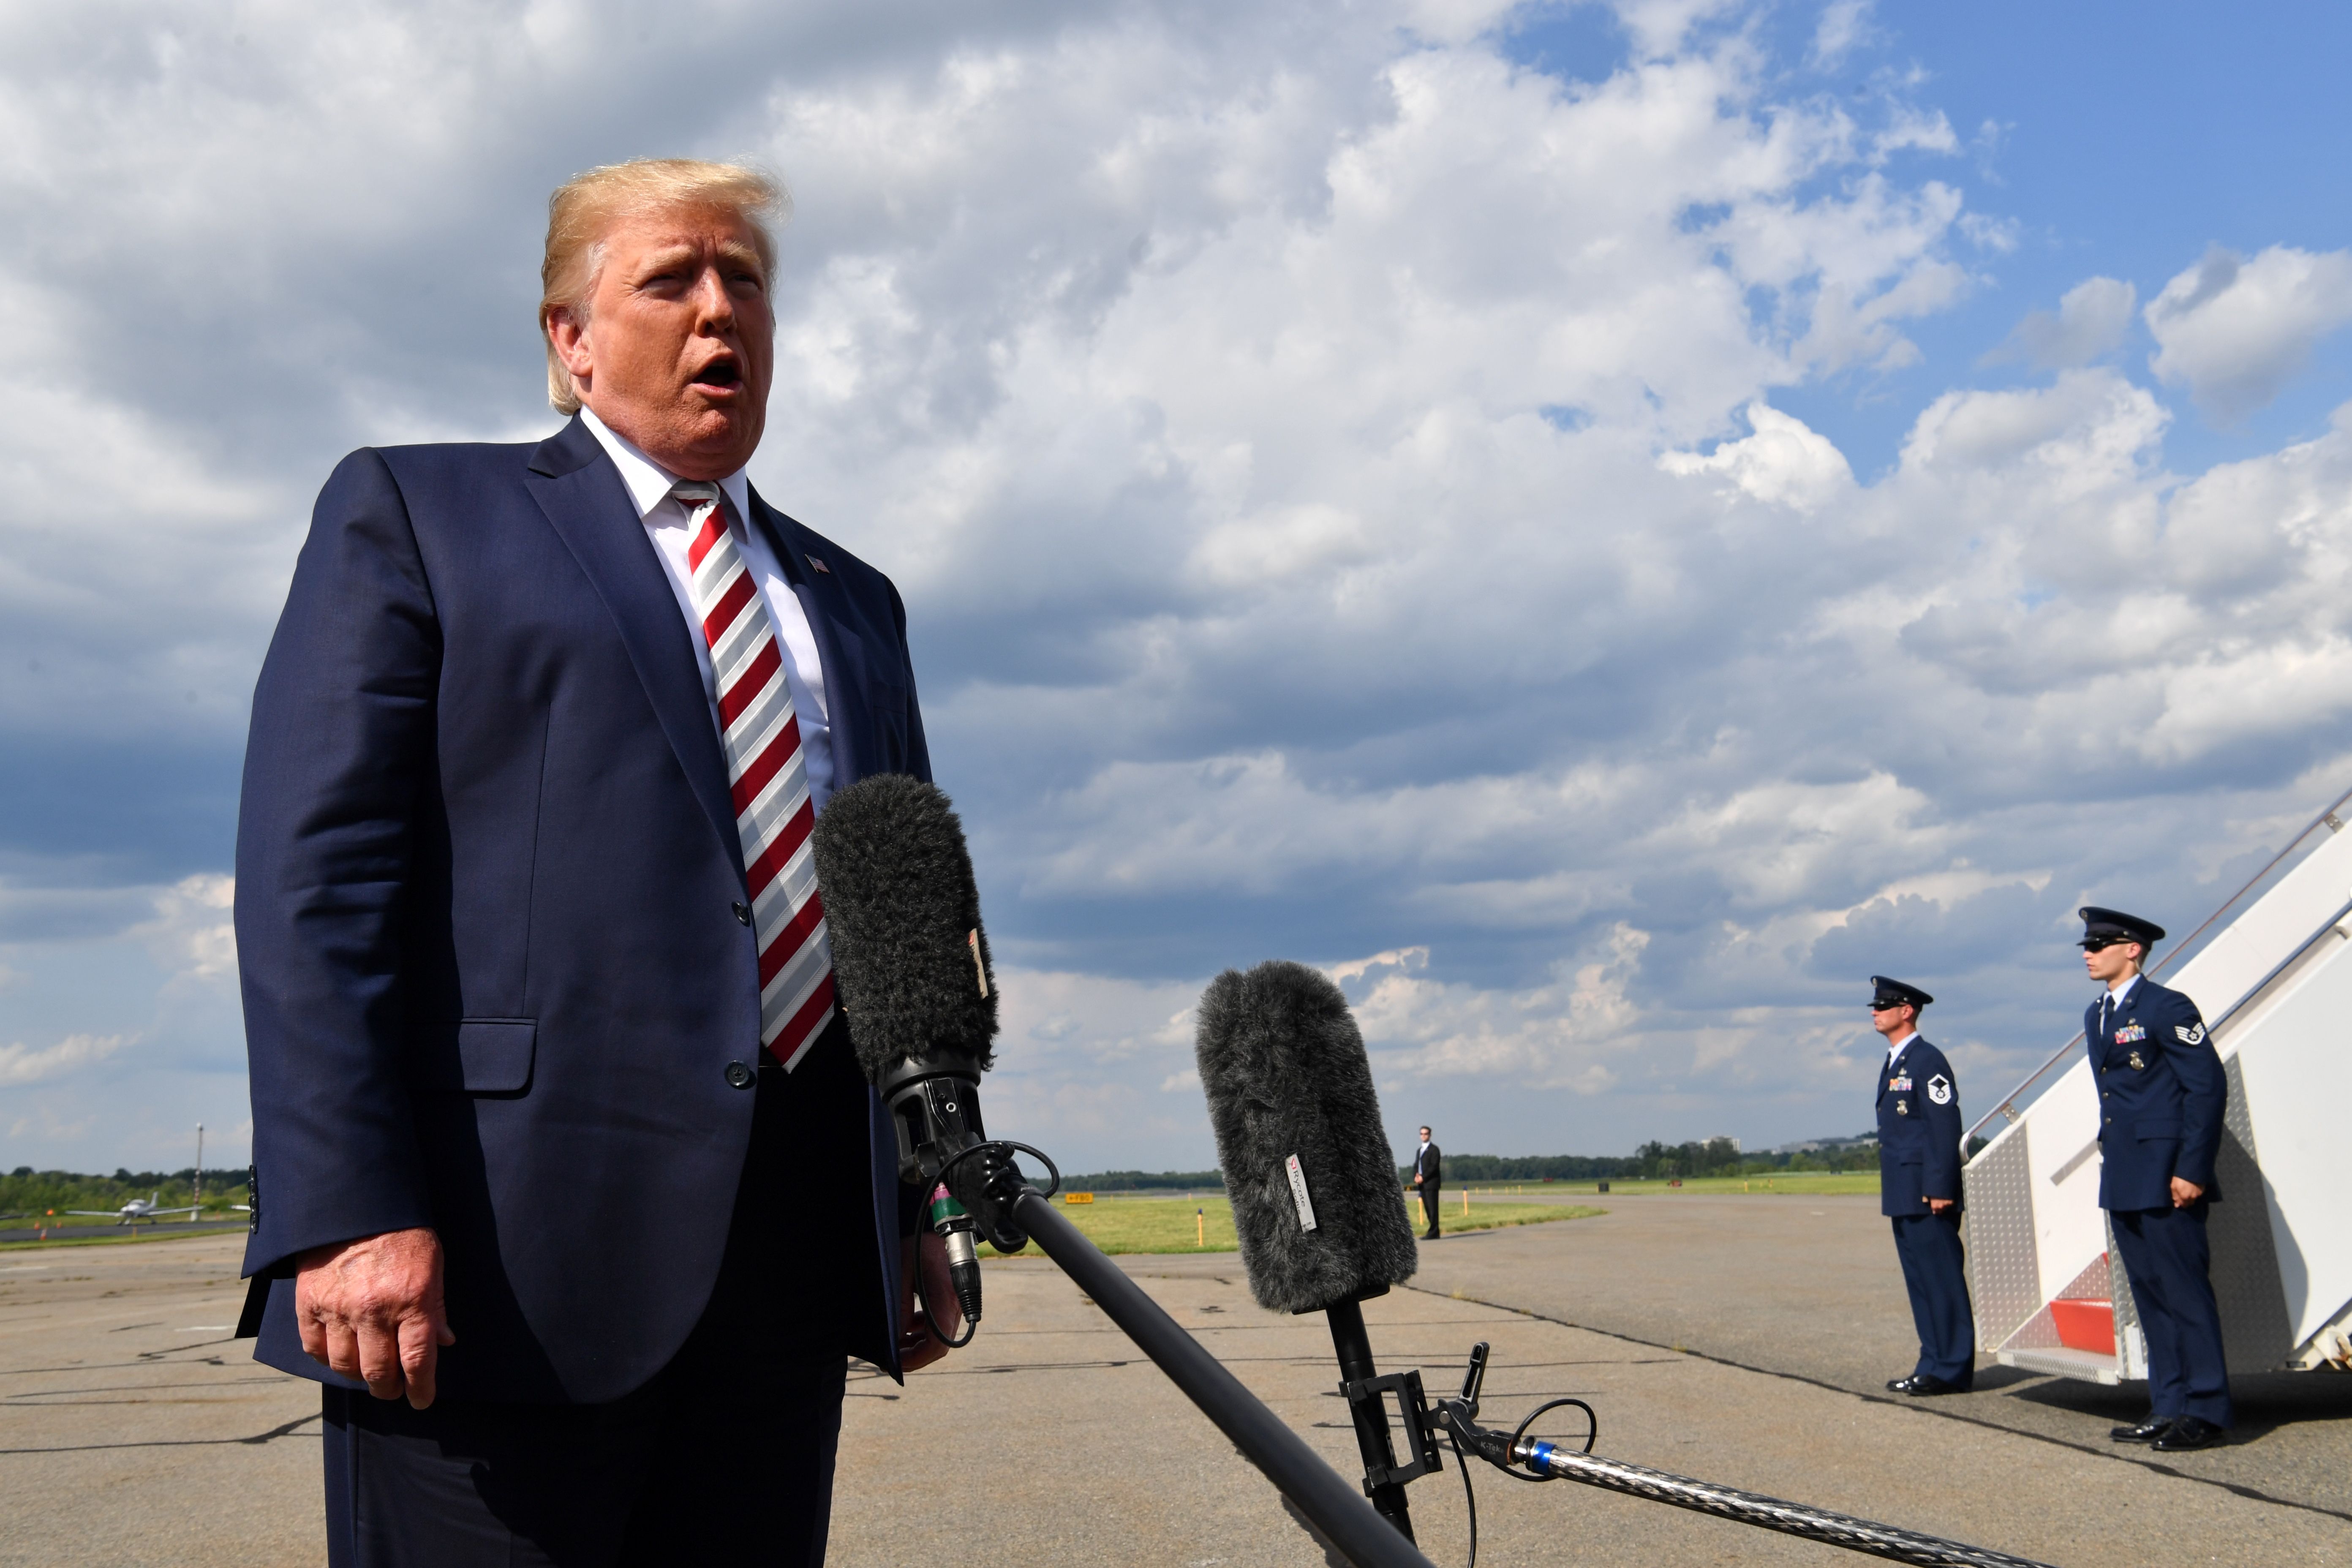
[235,159,956,1565]
[1411,1126,1442,1239]
[1869,976,1973,1395]
[2078,907,2232,1451]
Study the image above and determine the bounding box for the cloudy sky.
[6,0,2352,1177]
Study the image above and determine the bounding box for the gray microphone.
[1195,960,1429,1543]
[811,773,1017,1331]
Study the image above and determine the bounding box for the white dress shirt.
[580,408,836,813]
[2098,973,2141,1037]
[1884,1029,1919,1073]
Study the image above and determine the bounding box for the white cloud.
[3,2,2351,1170]
[1810,0,1876,70]
[1347,925,1647,1086]
[0,1033,128,1087]
[1659,402,1855,512]
[132,875,239,986]
[1998,275,2136,368]
[2146,246,2352,420]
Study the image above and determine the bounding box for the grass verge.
[984,1194,1604,1256]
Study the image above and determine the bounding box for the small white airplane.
[66,1192,203,1225]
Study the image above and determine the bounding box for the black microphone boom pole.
[812,780,1437,1568]
[1008,1187,1436,1568]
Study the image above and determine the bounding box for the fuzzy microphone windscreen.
[810,773,998,1083]
[1195,960,1419,1315]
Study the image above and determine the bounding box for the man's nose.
[690,267,735,328]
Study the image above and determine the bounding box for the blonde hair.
[538,158,789,414]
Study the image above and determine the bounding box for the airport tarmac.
[1401,1191,2352,1520]
[3,1204,2348,1566]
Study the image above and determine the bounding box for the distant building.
[1769,1132,1880,1155]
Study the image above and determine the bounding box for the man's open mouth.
[691,360,741,388]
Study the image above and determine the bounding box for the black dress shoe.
[2153,1416,2225,1451]
[1886,1374,1963,1396]
[2110,1416,2171,1443]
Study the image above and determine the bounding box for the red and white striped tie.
[678,482,835,1070]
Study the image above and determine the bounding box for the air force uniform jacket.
[2085,979,2226,1213]
[1877,1037,1962,1218]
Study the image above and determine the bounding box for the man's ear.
[546,306,594,383]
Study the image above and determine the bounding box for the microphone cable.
[914,1140,1060,1349]
[1442,1395,1598,1568]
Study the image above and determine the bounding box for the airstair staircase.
[1963,788,2352,1383]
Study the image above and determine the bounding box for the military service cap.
[1869,975,1933,1011]
[2077,906,2164,951]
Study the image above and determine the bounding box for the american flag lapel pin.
[805,554,831,574]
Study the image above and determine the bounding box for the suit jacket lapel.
[525,419,741,865]
[749,485,871,785]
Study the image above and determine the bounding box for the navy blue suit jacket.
[1877,1037,1963,1217]
[2085,978,2225,1212]
[236,416,926,1402]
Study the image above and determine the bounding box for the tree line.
[1408,1140,1879,1182]
[1,1167,250,1217]
[1061,1137,1884,1193]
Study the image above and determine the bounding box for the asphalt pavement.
[1402,1191,2352,1524]
[5,1202,2349,1565]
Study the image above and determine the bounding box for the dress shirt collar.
[2106,974,2141,1007]
[1884,1029,1919,1069]
[579,406,752,528]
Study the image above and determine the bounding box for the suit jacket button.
[732,901,752,926]
[724,1060,755,1089]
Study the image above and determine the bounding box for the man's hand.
[1412,1173,1422,1187]
[2170,1176,2204,1209]
[294,1228,455,1408]
[1927,1197,1954,1215]
[897,1229,963,1373]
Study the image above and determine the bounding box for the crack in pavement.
[0,1410,321,1456]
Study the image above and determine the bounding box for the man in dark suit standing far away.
[1412,1125,1442,1239]
[235,159,959,1566]
[2078,907,2232,1452]
[1869,976,1974,1396]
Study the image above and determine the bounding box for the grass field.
[987,1193,1605,1256]
[1450,1173,1881,1198]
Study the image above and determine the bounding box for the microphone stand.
[1324,1295,1437,1544]
[997,1180,1439,1568]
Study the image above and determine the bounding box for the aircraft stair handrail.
[2197,893,2352,1041]
[1964,778,2352,1148]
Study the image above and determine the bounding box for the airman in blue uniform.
[1870,976,1973,1395]
[2078,907,2232,1451]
